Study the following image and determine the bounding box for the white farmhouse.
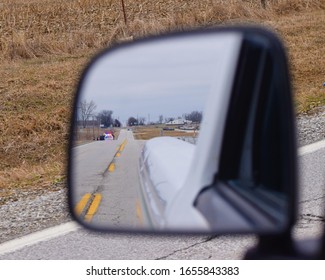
[165,118,192,125]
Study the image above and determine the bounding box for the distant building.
[165,118,192,125]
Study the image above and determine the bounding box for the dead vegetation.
[0,0,324,197]
[1,0,324,60]
[133,126,198,140]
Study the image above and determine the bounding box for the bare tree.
[138,117,146,125]
[185,111,203,123]
[128,116,138,126]
[80,100,97,128]
[114,119,121,127]
[159,115,164,124]
[98,110,114,128]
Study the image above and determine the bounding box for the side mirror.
[68,27,297,235]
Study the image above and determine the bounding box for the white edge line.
[298,139,325,156]
[0,221,80,256]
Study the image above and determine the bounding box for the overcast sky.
[80,32,238,125]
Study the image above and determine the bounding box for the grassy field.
[0,0,324,201]
[132,126,198,140]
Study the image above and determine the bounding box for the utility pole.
[121,0,127,25]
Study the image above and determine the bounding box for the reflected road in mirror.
[70,31,255,232]
[72,129,146,228]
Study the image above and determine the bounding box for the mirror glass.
[70,31,293,233]
[71,32,244,231]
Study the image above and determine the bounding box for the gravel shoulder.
[0,185,71,243]
[297,106,325,147]
[0,107,324,244]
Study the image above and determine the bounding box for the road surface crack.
[296,213,325,229]
[299,213,325,222]
[155,235,218,260]
[300,196,325,204]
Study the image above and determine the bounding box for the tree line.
[79,99,121,128]
[80,100,203,127]
[127,111,203,126]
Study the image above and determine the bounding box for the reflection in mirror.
[70,30,294,233]
[71,32,244,231]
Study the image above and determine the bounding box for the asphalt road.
[0,140,324,260]
[294,145,325,239]
[72,129,146,229]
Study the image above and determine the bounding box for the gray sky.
[80,32,239,125]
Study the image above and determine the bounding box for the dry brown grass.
[0,162,64,205]
[0,0,324,197]
[133,126,198,140]
[267,9,325,112]
[1,0,324,59]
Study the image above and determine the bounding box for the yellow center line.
[119,139,127,152]
[136,200,143,225]
[85,193,102,222]
[108,162,115,172]
[74,193,91,216]
[115,152,121,158]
